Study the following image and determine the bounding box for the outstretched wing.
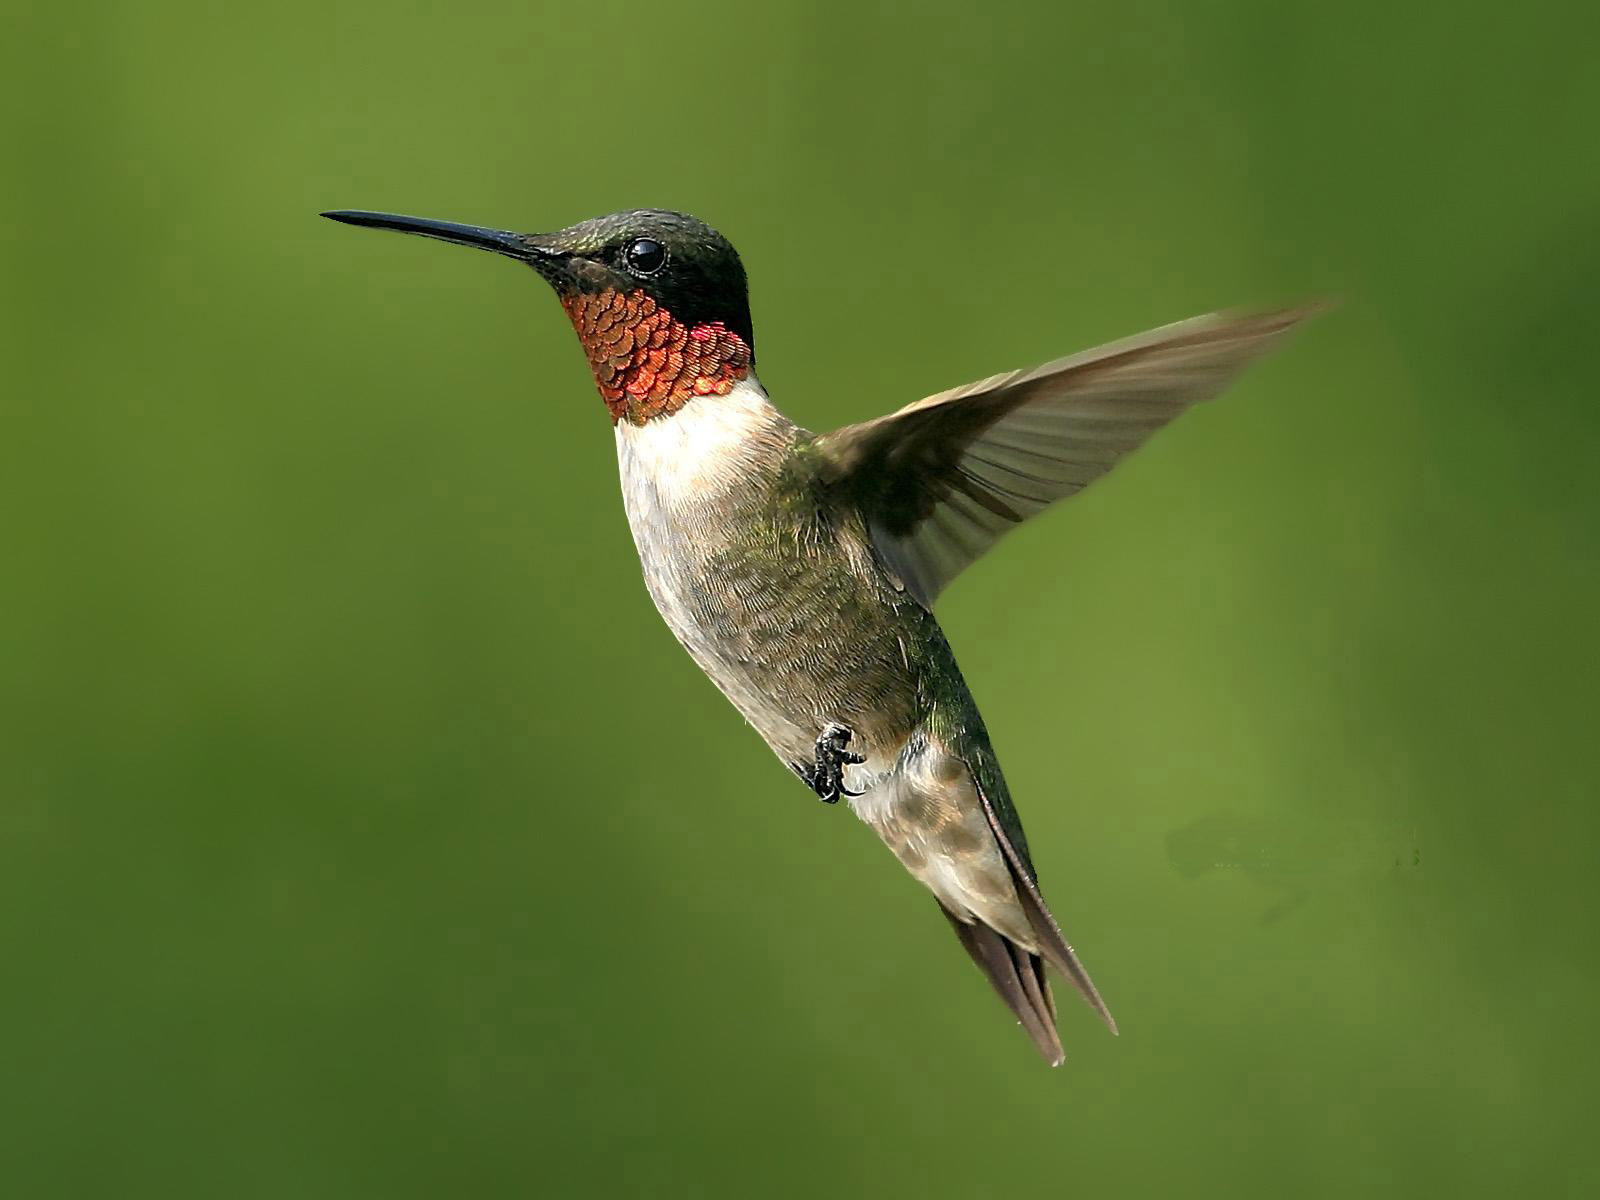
[812,305,1322,607]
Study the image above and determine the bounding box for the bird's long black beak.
[321,210,558,264]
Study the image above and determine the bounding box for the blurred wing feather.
[814,305,1322,606]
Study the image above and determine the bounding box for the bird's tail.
[855,730,1115,1065]
[942,778,1118,1066]
[939,903,1065,1065]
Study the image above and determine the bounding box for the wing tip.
[1249,295,1339,337]
[1161,296,1333,351]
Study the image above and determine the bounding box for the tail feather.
[861,732,1116,1063]
[974,778,1120,1036]
[940,904,1065,1066]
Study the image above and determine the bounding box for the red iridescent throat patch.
[561,288,752,426]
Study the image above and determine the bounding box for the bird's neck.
[562,287,753,427]
[613,373,794,507]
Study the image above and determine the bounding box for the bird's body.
[324,204,1317,1065]
[615,378,1038,951]
[617,379,920,771]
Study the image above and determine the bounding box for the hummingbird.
[323,206,1317,1065]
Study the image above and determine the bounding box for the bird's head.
[323,208,754,426]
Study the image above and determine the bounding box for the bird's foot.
[791,722,867,804]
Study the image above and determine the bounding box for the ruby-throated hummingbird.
[323,206,1316,1065]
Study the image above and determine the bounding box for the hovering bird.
[323,206,1316,1065]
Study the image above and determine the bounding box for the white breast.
[610,375,825,758]
[614,374,782,509]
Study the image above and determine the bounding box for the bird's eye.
[624,237,667,276]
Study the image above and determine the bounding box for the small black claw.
[799,722,867,804]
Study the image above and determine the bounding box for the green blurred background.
[4,2,1597,1195]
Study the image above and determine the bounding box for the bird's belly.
[620,512,917,767]
[638,543,810,749]
[630,518,912,761]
